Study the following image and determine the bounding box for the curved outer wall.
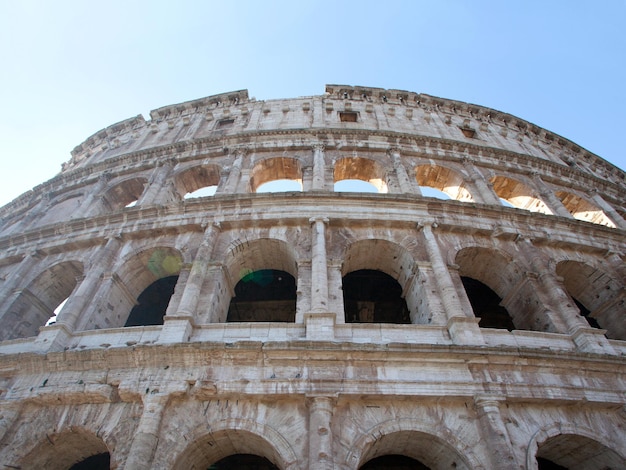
[0,85,624,469]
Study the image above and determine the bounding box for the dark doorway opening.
[572,297,602,329]
[70,452,110,470]
[343,269,410,324]
[461,276,515,330]
[360,454,430,470]
[125,275,178,326]
[207,453,279,470]
[537,457,568,470]
[227,269,296,322]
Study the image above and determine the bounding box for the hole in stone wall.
[208,454,279,470]
[572,297,603,330]
[334,179,379,193]
[460,127,476,138]
[342,270,410,324]
[45,297,69,326]
[227,269,296,322]
[420,187,451,200]
[184,185,218,199]
[461,276,515,330]
[360,454,430,470]
[537,457,567,470]
[70,452,110,470]
[216,118,235,128]
[339,111,358,122]
[125,275,179,327]
[256,179,302,193]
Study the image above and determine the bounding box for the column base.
[571,327,615,354]
[447,316,485,346]
[305,312,336,340]
[34,323,73,352]
[158,315,194,344]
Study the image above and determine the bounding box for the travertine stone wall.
[0,86,624,469]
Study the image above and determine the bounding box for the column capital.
[310,216,329,225]
[312,142,325,152]
[416,219,438,230]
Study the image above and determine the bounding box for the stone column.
[307,396,335,470]
[56,236,122,332]
[0,251,41,314]
[124,397,166,469]
[219,148,245,194]
[35,236,123,350]
[474,396,520,469]
[462,158,501,206]
[159,223,221,343]
[589,190,626,229]
[388,148,421,195]
[530,173,574,218]
[311,144,327,191]
[418,221,484,344]
[137,160,174,205]
[519,238,615,354]
[306,217,334,339]
[310,217,329,313]
[73,173,111,218]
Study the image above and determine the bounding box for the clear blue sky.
[1,1,624,206]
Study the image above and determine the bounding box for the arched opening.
[461,276,515,330]
[341,239,426,324]
[227,269,296,322]
[222,238,299,325]
[171,428,290,470]
[360,454,430,470]
[2,261,83,340]
[356,429,471,470]
[556,260,625,340]
[257,179,303,193]
[342,269,410,323]
[334,157,388,193]
[490,175,552,213]
[555,191,615,227]
[125,275,179,326]
[208,454,279,469]
[103,177,147,211]
[19,428,111,470]
[175,164,221,200]
[416,164,473,201]
[536,433,626,469]
[456,247,555,332]
[250,157,302,193]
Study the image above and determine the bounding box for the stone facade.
[0,85,624,469]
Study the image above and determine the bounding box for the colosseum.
[0,85,624,469]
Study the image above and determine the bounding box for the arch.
[102,177,147,210]
[250,157,303,193]
[490,175,552,214]
[556,260,626,340]
[555,191,615,227]
[221,238,299,323]
[346,419,480,470]
[416,164,474,201]
[2,260,83,340]
[225,238,299,284]
[19,427,111,470]
[83,246,183,329]
[171,419,298,470]
[455,247,554,332]
[342,239,428,324]
[173,163,221,199]
[527,423,626,470]
[334,156,388,193]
